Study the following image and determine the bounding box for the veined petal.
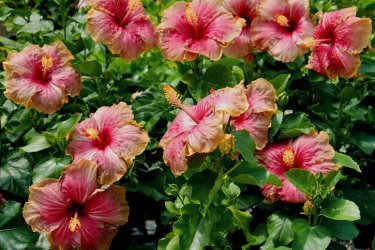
[278,177,307,203]
[256,142,290,176]
[334,16,371,54]
[84,185,129,226]
[163,133,189,176]
[60,159,98,204]
[246,78,277,114]
[23,179,70,233]
[234,112,273,150]
[187,110,225,154]
[292,131,335,174]
[201,83,249,117]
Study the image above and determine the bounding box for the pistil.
[163,85,200,124]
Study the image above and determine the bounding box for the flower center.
[41,54,53,81]
[163,85,200,124]
[185,4,198,26]
[282,146,295,169]
[85,128,100,140]
[275,14,290,27]
[68,211,81,233]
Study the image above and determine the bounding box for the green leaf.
[21,129,51,153]
[270,74,290,95]
[228,162,282,187]
[73,61,102,76]
[267,213,294,246]
[32,156,71,184]
[285,169,317,196]
[158,232,180,250]
[333,152,361,172]
[268,110,283,140]
[323,220,359,240]
[173,204,221,250]
[0,152,31,197]
[0,200,38,250]
[56,113,82,140]
[187,64,237,100]
[292,219,331,250]
[279,112,314,139]
[229,205,252,240]
[233,130,256,163]
[0,201,21,228]
[320,198,360,221]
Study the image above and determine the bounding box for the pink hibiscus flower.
[222,0,260,59]
[232,78,277,150]
[66,102,149,185]
[23,159,129,249]
[86,0,157,61]
[157,0,242,61]
[256,131,336,203]
[250,0,315,62]
[3,41,81,114]
[160,84,248,176]
[305,7,372,79]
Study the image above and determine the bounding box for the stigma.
[85,128,100,140]
[275,14,290,27]
[185,4,198,26]
[282,146,294,168]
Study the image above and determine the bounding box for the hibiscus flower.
[250,0,315,62]
[232,78,277,150]
[222,0,260,59]
[304,7,372,79]
[160,84,248,176]
[66,102,149,185]
[256,131,336,203]
[3,41,81,114]
[23,159,129,249]
[86,0,157,60]
[157,0,242,61]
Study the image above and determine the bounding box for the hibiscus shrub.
[0,0,374,249]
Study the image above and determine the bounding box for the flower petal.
[234,112,273,150]
[292,131,335,174]
[256,142,290,176]
[84,185,129,226]
[163,133,189,176]
[60,159,98,204]
[187,110,225,154]
[246,78,277,114]
[278,177,307,203]
[23,179,70,233]
[334,16,371,54]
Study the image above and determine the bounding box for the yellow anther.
[68,217,81,233]
[185,4,198,26]
[127,0,141,13]
[236,17,247,28]
[275,14,290,27]
[301,37,317,49]
[85,128,99,140]
[163,85,183,108]
[41,55,53,80]
[282,146,295,168]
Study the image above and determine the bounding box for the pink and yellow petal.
[163,133,189,176]
[84,185,129,226]
[187,110,225,154]
[60,159,98,204]
[292,131,335,173]
[23,179,70,233]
